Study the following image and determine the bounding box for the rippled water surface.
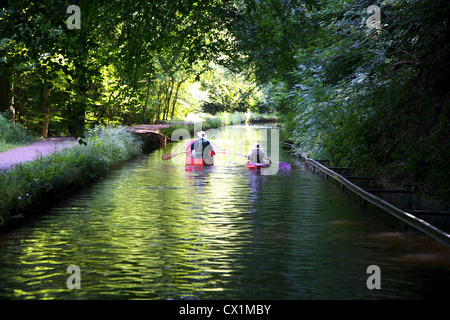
[1,125,449,300]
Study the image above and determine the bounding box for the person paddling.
[247,143,271,165]
[190,131,216,164]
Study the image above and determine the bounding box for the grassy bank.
[161,111,278,138]
[0,126,143,230]
[0,114,35,152]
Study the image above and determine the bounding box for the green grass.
[0,114,35,152]
[0,125,143,230]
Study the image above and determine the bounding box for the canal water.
[0,125,449,300]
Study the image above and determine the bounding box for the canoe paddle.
[162,149,228,161]
[215,149,229,154]
[161,151,187,161]
[235,153,291,170]
[274,161,291,170]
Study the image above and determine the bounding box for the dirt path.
[0,123,193,172]
[0,137,77,171]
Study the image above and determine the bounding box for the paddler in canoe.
[185,131,223,166]
[246,143,272,169]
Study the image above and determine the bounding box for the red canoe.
[246,161,269,170]
[184,140,219,166]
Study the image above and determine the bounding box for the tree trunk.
[0,75,9,113]
[163,79,174,121]
[68,84,86,137]
[40,83,51,138]
[142,79,151,123]
[151,85,162,123]
[9,74,15,123]
[67,102,86,136]
[155,83,164,123]
[171,81,183,119]
[15,83,24,123]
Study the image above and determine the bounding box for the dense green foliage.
[0,0,248,136]
[0,126,142,229]
[235,0,449,203]
[292,0,449,203]
[199,63,267,114]
[1,0,448,202]
[160,111,277,138]
[0,113,34,152]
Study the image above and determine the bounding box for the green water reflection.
[0,125,450,299]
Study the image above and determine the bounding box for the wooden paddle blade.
[161,153,173,161]
[162,152,181,161]
[162,150,188,161]
[278,162,291,170]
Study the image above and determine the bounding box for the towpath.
[0,137,76,171]
[0,122,195,172]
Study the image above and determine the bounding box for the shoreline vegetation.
[0,109,447,233]
[0,111,277,232]
[0,114,36,153]
[1,0,448,231]
[0,126,143,232]
[159,111,278,138]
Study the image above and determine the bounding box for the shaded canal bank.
[0,127,143,232]
[295,152,450,247]
[1,124,449,300]
[0,120,259,232]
